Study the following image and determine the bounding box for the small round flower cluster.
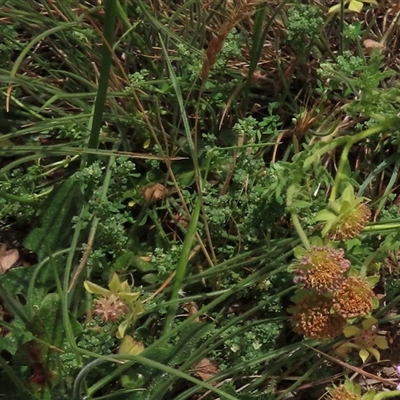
[292,291,345,340]
[329,202,371,241]
[93,293,129,322]
[353,325,377,348]
[291,246,375,340]
[332,276,373,319]
[294,247,350,293]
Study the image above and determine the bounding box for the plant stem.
[287,184,311,249]
[339,0,344,54]
[330,123,386,201]
[164,195,202,333]
[0,191,36,204]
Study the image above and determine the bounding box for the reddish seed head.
[93,293,129,322]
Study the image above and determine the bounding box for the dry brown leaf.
[172,212,189,228]
[140,183,167,203]
[194,358,220,383]
[363,39,385,53]
[184,302,201,322]
[0,248,19,274]
[389,1,400,13]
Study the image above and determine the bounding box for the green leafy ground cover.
[1,0,400,399]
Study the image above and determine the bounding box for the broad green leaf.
[341,184,355,202]
[292,200,312,209]
[27,293,64,347]
[10,293,82,399]
[293,246,308,258]
[142,273,158,284]
[309,236,323,246]
[340,200,353,213]
[131,256,156,272]
[24,175,82,259]
[303,153,320,169]
[12,340,57,399]
[314,209,336,222]
[0,316,34,354]
[114,251,135,271]
[345,238,361,250]
[1,264,36,299]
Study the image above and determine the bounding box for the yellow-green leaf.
[119,280,131,293]
[328,4,341,14]
[314,209,336,222]
[293,246,308,259]
[119,292,141,302]
[343,325,361,338]
[309,236,324,247]
[117,315,133,339]
[334,342,357,357]
[358,348,369,363]
[321,220,335,237]
[108,273,122,293]
[367,347,380,362]
[361,317,377,329]
[375,336,388,350]
[348,0,363,12]
[84,281,110,296]
[118,335,144,355]
[341,185,355,202]
[143,138,151,149]
[132,300,144,315]
[371,296,379,310]
[0,134,14,147]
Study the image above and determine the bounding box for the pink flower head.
[293,246,350,293]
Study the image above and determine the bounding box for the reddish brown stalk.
[305,344,398,388]
[201,2,255,82]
